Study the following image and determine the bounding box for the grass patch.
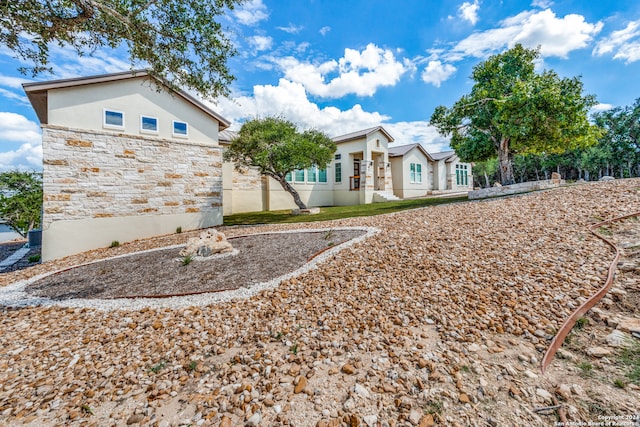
[577,361,594,378]
[620,343,640,386]
[149,360,166,374]
[574,316,589,330]
[223,195,468,226]
[423,400,443,416]
[181,254,194,266]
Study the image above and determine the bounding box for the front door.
[352,160,360,190]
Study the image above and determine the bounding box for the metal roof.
[332,126,394,144]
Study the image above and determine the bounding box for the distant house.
[388,143,434,199]
[429,150,473,192]
[23,70,230,261]
[221,126,400,215]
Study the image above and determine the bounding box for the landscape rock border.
[0,227,379,311]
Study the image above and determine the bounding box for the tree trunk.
[498,138,515,185]
[483,171,490,188]
[273,175,307,209]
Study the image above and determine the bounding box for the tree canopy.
[0,0,243,99]
[0,171,43,238]
[223,117,336,210]
[430,44,600,185]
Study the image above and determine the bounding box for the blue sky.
[1,0,640,170]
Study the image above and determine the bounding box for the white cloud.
[593,20,640,63]
[421,60,457,87]
[448,9,602,60]
[211,79,389,136]
[275,43,408,98]
[0,75,29,88]
[590,103,613,114]
[0,112,41,143]
[531,0,553,8]
[233,0,269,26]
[459,0,480,25]
[387,122,451,153]
[320,26,331,36]
[0,112,42,171]
[248,35,273,51]
[0,142,42,171]
[277,24,303,34]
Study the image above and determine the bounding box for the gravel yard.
[0,179,639,426]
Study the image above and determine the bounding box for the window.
[318,168,327,183]
[140,116,158,133]
[335,153,342,160]
[456,164,469,186]
[104,109,124,129]
[285,172,292,182]
[294,169,305,182]
[335,162,342,183]
[172,120,188,137]
[410,163,422,183]
[307,166,317,183]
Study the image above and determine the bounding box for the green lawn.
[223,195,469,226]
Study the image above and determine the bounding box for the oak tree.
[0,171,43,238]
[1,0,243,98]
[224,117,336,210]
[430,44,600,185]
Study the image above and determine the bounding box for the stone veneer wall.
[41,125,223,259]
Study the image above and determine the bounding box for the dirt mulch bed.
[26,230,365,300]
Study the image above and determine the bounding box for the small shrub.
[186,361,197,372]
[109,240,120,248]
[80,404,93,415]
[578,362,593,377]
[149,361,166,374]
[290,343,298,355]
[323,229,334,240]
[181,254,194,266]
[574,316,589,330]
[176,226,182,234]
[28,254,41,263]
[613,378,626,388]
[424,400,443,415]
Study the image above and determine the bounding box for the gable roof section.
[430,150,457,162]
[22,69,230,129]
[388,143,434,161]
[332,126,394,144]
[218,129,237,144]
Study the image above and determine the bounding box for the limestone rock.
[179,229,233,257]
[586,346,611,358]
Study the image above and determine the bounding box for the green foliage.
[620,343,640,385]
[224,116,336,209]
[149,360,166,374]
[0,171,42,238]
[577,361,594,377]
[80,404,93,415]
[0,0,242,99]
[28,254,41,263]
[181,254,194,266]
[574,316,589,330]
[430,44,599,185]
[109,240,120,248]
[186,361,197,372]
[176,226,182,234]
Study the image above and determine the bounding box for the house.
[429,150,473,192]
[388,143,435,199]
[221,126,399,215]
[23,70,230,261]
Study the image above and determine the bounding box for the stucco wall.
[41,125,223,260]
[47,77,219,144]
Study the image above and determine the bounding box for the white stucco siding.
[47,78,219,144]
